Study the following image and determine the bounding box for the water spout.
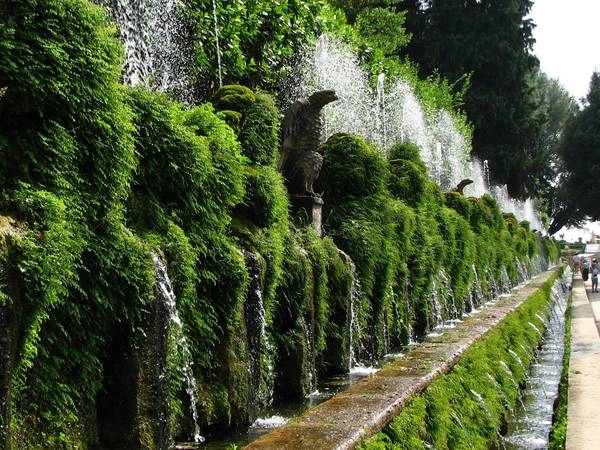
[153,254,204,443]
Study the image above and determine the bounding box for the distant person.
[592,259,600,292]
[582,257,590,282]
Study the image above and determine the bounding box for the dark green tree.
[326,1,413,77]
[529,72,578,223]
[398,0,545,198]
[549,72,600,234]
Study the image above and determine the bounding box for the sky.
[530,1,600,242]
[530,0,600,101]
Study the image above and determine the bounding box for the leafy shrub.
[0,0,135,221]
[212,85,256,111]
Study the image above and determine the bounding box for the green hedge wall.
[0,1,561,446]
[359,269,564,450]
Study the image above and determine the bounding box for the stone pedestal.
[291,195,324,237]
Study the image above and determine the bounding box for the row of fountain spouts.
[106,0,542,229]
[152,244,551,444]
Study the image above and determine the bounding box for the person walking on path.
[582,257,590,282]
[592,259,600,292]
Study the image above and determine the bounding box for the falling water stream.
[211,0,223,88]
[100,0,193,101]
[501,268,572,449]
[153,255,204,444]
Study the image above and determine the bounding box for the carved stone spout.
[453,179,473,195]
[278,90,338,197]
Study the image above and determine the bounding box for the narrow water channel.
[197,361,392,449]
[502,269,571,449]
[191,269,565,450]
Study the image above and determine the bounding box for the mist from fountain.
[285,34,544,230]
[100,0,193,101]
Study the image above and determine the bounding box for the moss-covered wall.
[359,268,564,450]
[0,1,561,447]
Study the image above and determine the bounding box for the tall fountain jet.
[285,34,544,231]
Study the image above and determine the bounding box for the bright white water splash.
[502,268,571,449]
[101,0,193,101]
[250,415,289,429]
[152,254,204,444]
[348,365,378,376]
[285,34,544,230]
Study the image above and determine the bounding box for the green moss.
[0,0,135,222]
[236,167,288,229]
[318,133,389,202]
[213,87,280,166]
[212,85,256,112]
[238,93,280,166]
[388,143,429,207]
[445,192,471,219]
[126,88,244,232]
[217,110,243,132]
[360,269,563,450]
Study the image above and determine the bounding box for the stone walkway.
[567,275,600,449]
[244,269,559,450]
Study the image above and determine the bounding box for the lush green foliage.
[359,270,563,450]
[549,72,600,234]
[0,0,135,220]
[0,0,563,446]
[187,0,330,98]
[318,133,558,349]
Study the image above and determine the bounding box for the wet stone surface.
[243,269,558,450]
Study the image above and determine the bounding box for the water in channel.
[501,269,572,449]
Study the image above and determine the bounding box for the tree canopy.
[549,72,600,234]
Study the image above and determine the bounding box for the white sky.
[531,0,600,101]
[530,1,600,242]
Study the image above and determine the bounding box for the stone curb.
[244,268,560,450]
[566,275,600,450]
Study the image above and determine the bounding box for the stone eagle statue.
[453,179,473,195]
[278,90,338,197]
